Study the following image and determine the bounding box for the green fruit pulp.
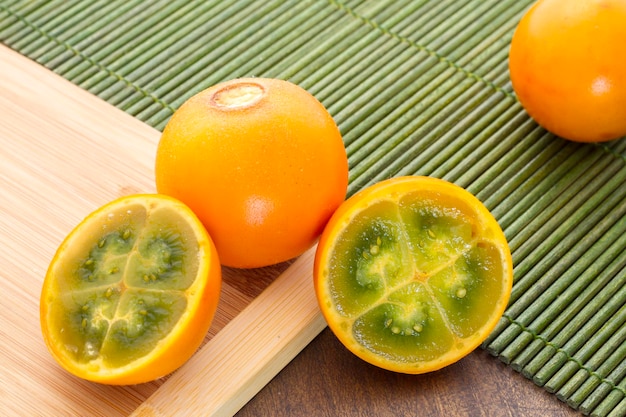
[47,203,200,367]
[326,195,505,362]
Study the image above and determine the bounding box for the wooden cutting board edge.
[133,248,327,417]
[0,45,327,416]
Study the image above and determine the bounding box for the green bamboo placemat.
[2,1,625,415]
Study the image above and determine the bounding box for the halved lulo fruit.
[40,194,221,385]
[314,176,513,374]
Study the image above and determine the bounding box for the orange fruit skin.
[40,194,222,385]
[509,0,626,142]
[156,78,349,269]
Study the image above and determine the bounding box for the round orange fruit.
[509,0,626,142]
[155,78,349,269]
[40,194,222,385]
[314,176,513,374]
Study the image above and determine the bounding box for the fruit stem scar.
[211,82,265,110]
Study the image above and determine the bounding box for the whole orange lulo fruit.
[509,0,626,142]
[155,78,349,269]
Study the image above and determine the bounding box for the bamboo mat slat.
[2,1,625,416]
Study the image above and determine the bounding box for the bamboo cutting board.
[0,45,326,416]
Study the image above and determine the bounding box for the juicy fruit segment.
[315,177,513,374]
[353,283,455,363]
[41,194,221,384]
[50,202,196,367]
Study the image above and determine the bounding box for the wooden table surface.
[237,328,582,417]
[1,44,582,416]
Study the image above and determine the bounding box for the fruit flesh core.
[322,188,508,369]
[44,201,201,370]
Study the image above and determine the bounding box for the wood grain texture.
[0,45,293,416]
[238,329,583,417]
[0,45,162,417]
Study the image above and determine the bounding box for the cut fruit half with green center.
[40,194,222,385]
[314,176,513,374]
